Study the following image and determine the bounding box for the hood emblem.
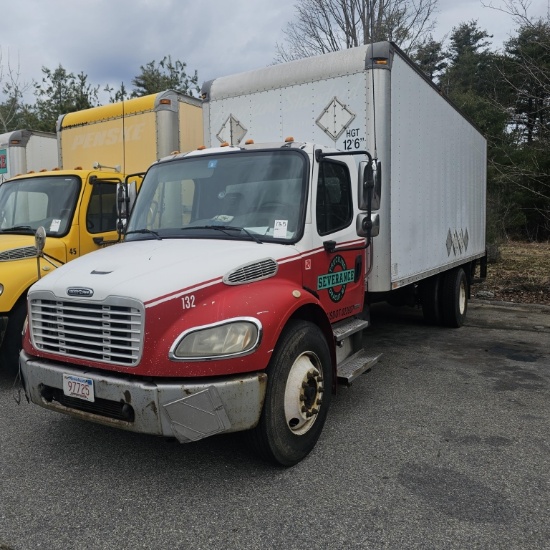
[67,287,94,297]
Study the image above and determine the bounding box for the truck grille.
[29,293,144,366]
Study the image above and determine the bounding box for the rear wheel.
[0,299,27,376]
[440,267,468,328]
[247,320,332,466]
[420,275,442,325]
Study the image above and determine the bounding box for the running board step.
[337,350,382,386]
[332,317,370,343]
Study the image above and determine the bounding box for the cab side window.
[86,183,118,234]
[316,160,353,235]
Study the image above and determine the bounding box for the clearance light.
[10,139,21,145]
[170,150,180,155]
[52,167,60,171]
[40,169,47,172]
[159,99,171,105]
[170,318,261,360]
[220,141,229,147]
[27,170,35,174]
[245,139,255,144]
[285,136,295,142]
[373,58,388,65]
[74,166,83,170]
[197,145,206,150]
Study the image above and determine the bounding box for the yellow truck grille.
[29,296,143,366]
[0,246,37,261]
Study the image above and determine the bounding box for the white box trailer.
[0,130,57,182]
[202,41,487,296]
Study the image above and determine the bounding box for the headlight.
[0,284,4,296]
[170,318,261,360]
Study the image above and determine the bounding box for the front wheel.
[0,298,27,375]
[247,320,332,466]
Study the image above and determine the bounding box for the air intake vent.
[224,258,278,285]
[0,246,37,261]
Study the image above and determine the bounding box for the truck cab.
[0,169,132,372]
[20,140,380,465]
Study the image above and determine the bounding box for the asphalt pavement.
[1,300,549,550]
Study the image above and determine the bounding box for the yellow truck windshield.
[0,175,80,236]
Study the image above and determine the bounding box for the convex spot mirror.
[356,212,380,238]
[35,226,46,255]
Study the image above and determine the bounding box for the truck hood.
[29,238,299,303]
[0,234,66,262]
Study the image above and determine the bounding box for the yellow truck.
[0,91,203,373]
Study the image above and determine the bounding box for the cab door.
[310,156,366,323]
[78,176,121,257]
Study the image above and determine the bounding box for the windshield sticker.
[317,255,355,302]
[50,219,61,232]
[273,220,288,238]
[208,160,218,169]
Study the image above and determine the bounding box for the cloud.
[1,0,548,105]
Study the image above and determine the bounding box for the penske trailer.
[20,43,486,465]
[0,91,203,373]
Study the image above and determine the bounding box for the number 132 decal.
[182,295,196,310]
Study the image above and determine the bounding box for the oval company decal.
[317,255,355,303]
[67,287,94,297]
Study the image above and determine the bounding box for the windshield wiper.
[125,228,162,240]
[1,225,34,233]
[180,225,263,244]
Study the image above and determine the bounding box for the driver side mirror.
[358,160,381,211]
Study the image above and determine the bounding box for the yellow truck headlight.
[170,318,261,360]
[0,284,3,296]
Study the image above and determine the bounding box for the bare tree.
[275,0,439,62]
[0,48,32,133]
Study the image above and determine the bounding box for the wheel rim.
[284,352,324,436]
[459,278,467,315]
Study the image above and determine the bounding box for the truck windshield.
[0,175,80,236]
[126,149,307,243]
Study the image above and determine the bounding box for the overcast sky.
[1,0,548,103]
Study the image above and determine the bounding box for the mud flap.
[163,386,232,442]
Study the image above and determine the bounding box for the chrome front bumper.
[20,351,267,442]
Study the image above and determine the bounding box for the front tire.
[440,267,468,328]
[247,320,332,466]
[0,298,27,375]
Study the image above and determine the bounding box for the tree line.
[1,0,548,241]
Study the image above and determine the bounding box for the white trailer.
[202,41,487,311]
[0,130,57,182]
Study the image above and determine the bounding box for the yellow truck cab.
[0,90,203,373]
[0,168,127,371]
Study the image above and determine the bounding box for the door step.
[332,317,369,342]
[337,350,382,386]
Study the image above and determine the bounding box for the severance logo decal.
[317,255,355,302]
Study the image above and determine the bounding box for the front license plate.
[63,374,95,402]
